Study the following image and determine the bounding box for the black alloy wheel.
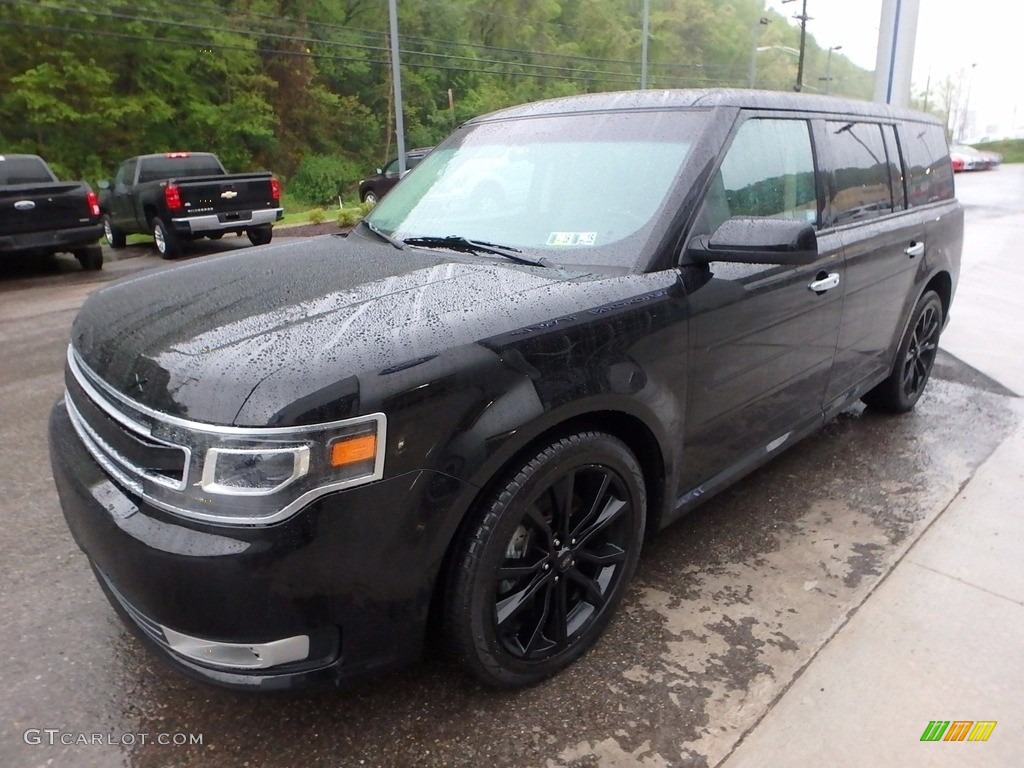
[863,290,943,413]
[446,431,645,687]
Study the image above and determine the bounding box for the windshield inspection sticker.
[547,232,597,246]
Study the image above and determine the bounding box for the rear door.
[818,120,934,409]
[680,115,844,491]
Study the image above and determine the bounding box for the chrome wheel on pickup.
[103,215,126,249]
[152,217,180,259]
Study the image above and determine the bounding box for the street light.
[959,62,978,142]
[819,45,843,94]
[747,16,772,88]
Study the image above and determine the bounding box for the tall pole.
[959,63,977,142]
[873,0,921,107]
[387,0,407,174]
[641,0,650,89]
[748,16,771,89]
[794,0,809,92]
[823,45,841,94]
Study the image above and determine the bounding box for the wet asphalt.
[0,171,1019,768]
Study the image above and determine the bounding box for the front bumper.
[49,399,471,690]
[0,222,102,256]
[171,208,283,235]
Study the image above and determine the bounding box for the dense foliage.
[0,0,872,202]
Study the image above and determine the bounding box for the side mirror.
[686,217,818,266]
[376,168,383,175]
[97,180,110,190]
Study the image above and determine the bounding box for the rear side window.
[900,123,954,206]
[0,156,55,185]
[137,155,225,183]
[705,118,818,232]
[825,121,893,225]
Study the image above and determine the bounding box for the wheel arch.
[426,402,671,641]
[924,270,953,321]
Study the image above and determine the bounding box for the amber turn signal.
[329,433,377,467]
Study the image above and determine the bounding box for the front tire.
[247,225,273,246]
[445,431,646,687]
[362,190,378,206]
[863,290,943,413]
[152,217,180,259]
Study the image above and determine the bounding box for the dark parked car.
[358,147,432,204]
[0,154,103,270]
[50,90,961,691]
[99,152,282,259]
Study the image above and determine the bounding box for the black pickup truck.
[99,152,283,259]
[0,154,104,270]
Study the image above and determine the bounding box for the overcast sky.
[763,0,1023,138]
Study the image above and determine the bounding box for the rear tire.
[152,217,180,259]
[74,245,103,271]
[247,225,273,246]
[103,215,126,249]
[444,431,646,688]
[862,290,943,413]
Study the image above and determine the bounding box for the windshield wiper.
[359,219,405,250]
[402,235,553,268]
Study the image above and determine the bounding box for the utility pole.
[641,0,650,89]
[782,0,810,91]
[387,0,407,174]
[793,0,809,92]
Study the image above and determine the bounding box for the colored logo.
[920,721,997,742]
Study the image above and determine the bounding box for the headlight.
[65,346,387,527]
[202,446,311,495]
[182,416,386,524]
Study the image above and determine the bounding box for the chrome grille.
[65,349,190,492]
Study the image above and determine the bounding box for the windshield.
[365,110,707,269]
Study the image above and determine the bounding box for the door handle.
[905,241,925,258]
[808,272,840,293]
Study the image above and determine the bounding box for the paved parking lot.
[1,173,1020,768]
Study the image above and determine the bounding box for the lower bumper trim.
[162,626,310,670]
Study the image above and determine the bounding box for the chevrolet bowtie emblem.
[221,190,238,199]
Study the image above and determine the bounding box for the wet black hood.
[72,234,668,426]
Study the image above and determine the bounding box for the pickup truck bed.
[0,155,104,270]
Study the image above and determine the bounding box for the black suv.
[50,90,961,691]
[358,146,432,204]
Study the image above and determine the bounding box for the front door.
[678,116,843,494]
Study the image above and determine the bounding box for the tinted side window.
[826,121,892,225]
[706,118,818,233]
[900,123,954,206]
[114,160,135,187]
